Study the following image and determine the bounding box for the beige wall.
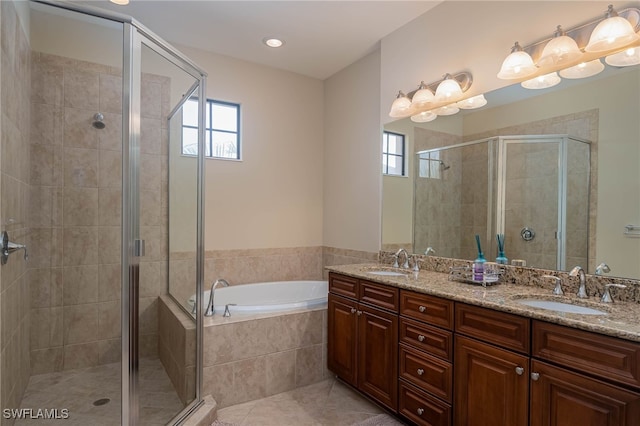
[178,46,325,251]
[323,49,381,253]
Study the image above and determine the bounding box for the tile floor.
[216,378,405,426]
[15,358,184,425]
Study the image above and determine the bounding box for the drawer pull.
[418,305,426,313]
[531,372,540,381]
[350,308,356,314]
[417,408,424,416]
[417,368,424,376]
[515,366,524,376]
[417,334,426,342]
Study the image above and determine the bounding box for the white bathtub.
[187,280,328,314]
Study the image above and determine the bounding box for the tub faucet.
[394,248,410,269]
[205,278,230,316]
[569,266,588,299]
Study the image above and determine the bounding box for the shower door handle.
[133,239,145,257]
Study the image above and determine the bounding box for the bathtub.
[187,280,328,314]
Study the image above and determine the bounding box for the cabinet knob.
[418,305,426,313]
[417,334,426,342]
[350,308,356,314]
[417,408,424,416]
[515,366,524,376]
[417,368,424,376]
[357,310,362,316]
[531,372,540,381]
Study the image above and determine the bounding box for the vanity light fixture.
[559,59,605,79]
[497,42,537,80]
[605,47,640,67]
[434,74,464,102]
[388,90,412,118]
[390,71,484,122]
[521,72,562,89]
[456,94,487,109]
[537,26,582,68]
[110,0,129,4]
[585,5,640,53]
[410,110,437,123]
[411,81,435,108]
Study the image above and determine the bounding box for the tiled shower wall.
[28,51,170,374]
[1,0,32,421]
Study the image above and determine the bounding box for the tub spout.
[205,279,230,316]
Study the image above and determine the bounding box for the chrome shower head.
[92,113,105,129]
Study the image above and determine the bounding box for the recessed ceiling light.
[110,0,129,5]
[263,37,284,48]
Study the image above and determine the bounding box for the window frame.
[181,98,241,160]
[382,130,407,176]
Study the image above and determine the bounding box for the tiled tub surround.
[28,52,170,374]
[158,295,329,409]
[1,0,32,420]
[330,259,640,342]
[169,246,376,312]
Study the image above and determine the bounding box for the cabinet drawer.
[455,303,530,354]
[400,317,453,361]
[329,273,358,299]
[400,290,454,330]
[399,381,451,426]
[359,280,399,312]
[532,320,640,389]
[400,344,452,402]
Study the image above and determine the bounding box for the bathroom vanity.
[326,266,640,426]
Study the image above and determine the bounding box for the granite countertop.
[326,263,640,344]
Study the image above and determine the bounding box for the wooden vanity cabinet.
[454,304,530,426]
[398,290,454,426]
[327,273,399,412]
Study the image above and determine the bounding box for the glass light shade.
[411,87,435,108]
[411,111,437,123]
[538,35,582,67]
[435,78,463,102]
[456,94,487,109]
[559,59,605,79]
[605,47,640,67]
[110,0,129,4]
[434,104,459,116]
[585,14,640,53]
[521,72,561,89]
[388,91,412,118]
[497,43,537,79]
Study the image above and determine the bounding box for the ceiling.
[70,0,442,80]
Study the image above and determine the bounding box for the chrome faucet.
[425,247,436,256]
[205,279,230,316]
[394,248,410,269]
[595,262,611,275]
[569,266,588,299]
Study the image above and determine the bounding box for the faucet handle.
[601,283,626,303]
[542,275,563,296]
[411,255,422,272]
[223,303,237,317]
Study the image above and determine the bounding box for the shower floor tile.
[216,378,400,425]
[16,358,183,425]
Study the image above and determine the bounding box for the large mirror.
[382,65,640,280]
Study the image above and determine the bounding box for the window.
[418,151,443,179]
[382,131,406,176]
[182,99,241,159]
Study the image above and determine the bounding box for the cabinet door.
[358,303,398,411]
[530,360,640,426]
[327,293,358,386]
[454,336,529,426]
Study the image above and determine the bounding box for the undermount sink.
[367,270,407,277]
[517,299,607,315]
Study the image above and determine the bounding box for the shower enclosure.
[0,1,206,425]
[414,135,590,271]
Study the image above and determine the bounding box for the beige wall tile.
[99,73,122,114]
[98,149,122,188]
[63,265,99,305]
[265,350,296,396]
[64,68,99,110]
[98,112,122,152]
[98,300,121,340]
[97,226,121,264]
[295,344,324,387]
[63,341,99,370]
[63,147,98,188]
[140,261,167,298]
[63,227,98,266]
[98,188,121,226]
[63,107,99,149]
[30,103,63,146]
[63,304,98,344]
[98,263,121,302]
[29,268,51,308]
[63,187,99,226]
[139,297,158,335]
[141,118,162,155]
[140,189,161,226]
[30,347,64,375]
[141,79,162,119]
[31,57,63,107]
[98,338,121,365]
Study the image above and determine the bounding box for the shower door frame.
[31,1,208,425]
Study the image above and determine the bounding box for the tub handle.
[223,303,236,317]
